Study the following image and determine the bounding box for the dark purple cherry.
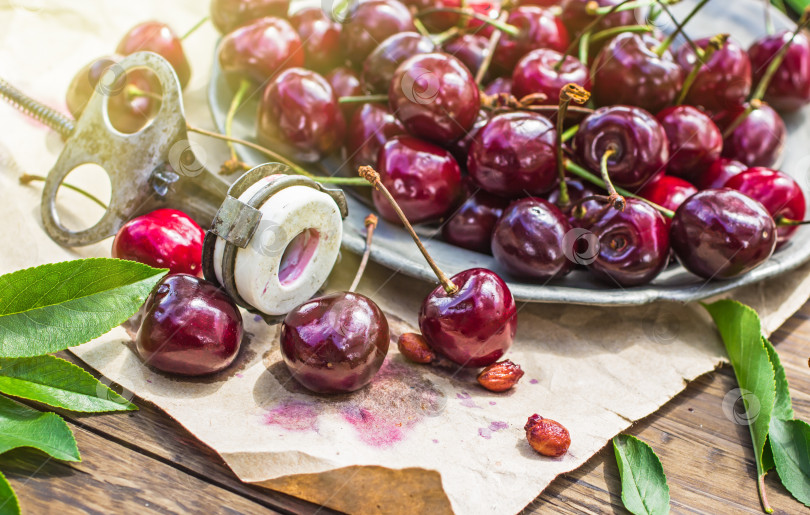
[448,110,489,164]
[675,36,751,114]
[362,32,436,94]
[492,6,569,76]
[697,158,746,190]
[670,189,777,279]
[585,199,670,287]
[716,102,786,168]
[491,197,573,280]
[345,103,406,169]
[637,174,697,222]
[724,167,806,247]
[374,136,462,224]
[656,105,722,183]
[210,0,290,34]
[441,183,508,254]
[547,178,599,214]
[468,111,557,197]
[257,68,345,162]
[218,17,303,86]
[573,105,668,189]
[116,21,191,89]
[339,0,415,68]
[484,78,513,97]
[137,274,243,376]
[442,34,489,82]
[280,292,389,393]
[748,30,810,113]
[511,48,590,102]
[389,52,480,143]
[290,7,343,73]
[419,268,517,367]
[325,66,363,119]
[560,0,636,37]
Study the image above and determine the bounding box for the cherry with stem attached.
[554,84,590,209]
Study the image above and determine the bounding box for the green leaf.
[0,258,166,358]
[763,337,794,421]
[784,0,810,16]
[0,356,135,412]
[0,471,20,515]
[612,434,670,515]
[703,300,775,511]
[770,418,810,506]
[0,394,79,462]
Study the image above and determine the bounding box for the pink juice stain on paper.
[264,399,320,432]
[457,391,482,408]
[478,421,509,440]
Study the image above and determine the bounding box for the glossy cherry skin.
[136,274,243,376]
[112,209,204,276]
[280,292,389,394]
[290,8,343,73]
[560,0,636,38]
[257,68,345,163]
[374,136,462,224]
[670,189,777,280]
[716,102,786,168]
[585,199,670,287]
[468,111,557,197]
[656,105,722,183]
[674,37,751,115]
[591,33,683,114]
[116,21,191,89]
[339,0,415,68]
[345,103,406,169]
[492,197,573,280]
[218,17,303,86]
[492,6,569,76]
[389,52,480,143]
[483,78,513,97]
[697,158,746,190]
[511,48,589,102]
[547,177,599,214]
[325,67,363,119]
[448,110,489,165]
[573,105,668,189]
[419,268,517,368]
[748,31,810,113]
[441,184,508,254]
[442,34,489,83]
[724,167,807,247]
[210,0,290,34]
[637,174,697,222]
[362,32,436,94]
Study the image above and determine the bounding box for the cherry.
[345,103,406,170]
[491,197,573,280]
[696,158,745,190]
[670,189,777,280]
[116,21,191,89]
[210,0,290,34]
[483,77,513,97]
[325,67,363,119]
[547,177,599,214]
[674,36,751,114]
[573,105,668,189]
[748,30,810,113]
[448,110,489,164]
[468,111,557,197]
[511,48,590,102]
[362,32,436,95]
[281,292,389,393]
[257,68,346,163]
[414,0,463,33]
[373,136,462,224]
[441,34,490,82]
[655,105,722,183]
[591,33,683,114]
[339,0,415,68]
[724,168,806,247]
[389,52,480,143]
[112,209,204,276]
[217,17,303,86]
[441,183,508,254]
[560,0,636,38]
[136,274,243,376]
[584,198,670,287]
[492,6,569,76]
[290,7,343,73]
[637,174,697,217]
[715,102,786,168]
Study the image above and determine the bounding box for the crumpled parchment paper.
[2,1,809,513]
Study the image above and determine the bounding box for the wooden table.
[3,303,808,514]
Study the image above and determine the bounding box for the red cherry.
[441,184,508,254]
[290,7,343,73]
[675,36,751,115]
[715,102,786,168]
[560,0,636,37]
[655,105,722,183]
[441,34,490,82]
[748,30,810,113]
[637,174,697,218]
[339,0,415,68]
[345,103,406,170]
[492,6,569,76]
[325,66,363,119]
[362,32,436,94]
[483,77,513,97]
[116,21,191,89]
[697,158,745,190]
[217,17,303,86]
[511,48,590,102]
[210,0,290,34]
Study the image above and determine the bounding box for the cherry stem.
[751,8,810,102]
[416,7,520,37]
[657,1,703,58]
[226,79,251,162]
[721,99,762,139]
[413,16,432,38]
[125,84,163,102]
[758,474,774,514]
[599,146,626,211]
[182,16,209,40]
[588,0,665,15]
[431,26,462,47]
[348,214,379,292]
[186,124,371,186]
[675,33,729,106]
[578,30,592,63]
[589,24,654,44]
[555,84,591,208]
[19,173,108,209]
[561,123,579,142]
[338,94,388,104]
[554,0,637,71]
[358,165,458,295]
[656,0,711,56]
[777,216,810,226]
[563,159,675,218]
[475,10,509,85]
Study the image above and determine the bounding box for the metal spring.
[0,77,75,138]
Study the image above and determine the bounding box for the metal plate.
[209,0,810,305]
